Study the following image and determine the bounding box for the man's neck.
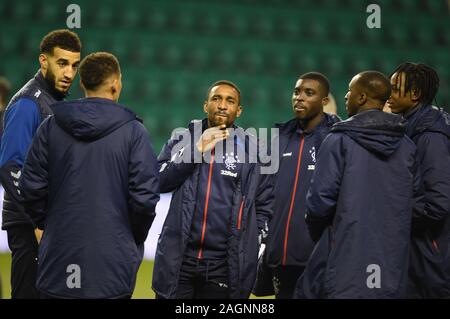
[403,102,420,118]
[299,112,324,132]
[357,104,382,115]
[85,91,115,101]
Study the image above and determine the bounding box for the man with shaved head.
[294,71,423,298]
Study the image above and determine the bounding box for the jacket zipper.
[432,239,439,253]
[282,136,305,266]
[237,196,245,230]
[197,149,215,259]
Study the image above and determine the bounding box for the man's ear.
[411,89,421,102]
[321,96,330,106]
[359,93,367,105]
[111,78,118,94]
[39,54,48,71]
[203,101,208,113]
[236,105,243,118]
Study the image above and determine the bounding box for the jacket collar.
[34,70,68,101]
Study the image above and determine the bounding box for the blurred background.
[0,0,449,298]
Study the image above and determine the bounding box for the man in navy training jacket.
[295,71,422,298]
[388,62,450,298]
[0,29,81,299]
[19,52,160,299]
[152,80,274,299]
[256,72,340,299]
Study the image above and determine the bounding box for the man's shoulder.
[5,96,39,118]
[11,76,42,101]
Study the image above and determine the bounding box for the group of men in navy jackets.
[1,29,448,299]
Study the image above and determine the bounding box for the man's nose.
[64,67,75,80]
[218,100,227,109]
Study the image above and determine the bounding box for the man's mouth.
[294,104,306,112]
[59,80,71,87]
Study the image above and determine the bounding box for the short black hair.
[79,52,121,91]
[390,62,439,106]
[40,29,81,55]
[206,80,241,105]
[356,71,391,104]
[0,76,11,105]
[299,72,330,96]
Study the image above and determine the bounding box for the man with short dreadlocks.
[387,62,450,298]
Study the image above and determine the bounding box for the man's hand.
[34,228,43,244]
[196,124,229,153]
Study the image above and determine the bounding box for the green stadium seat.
[350,56,372,74]
[422,0,445,14]
[196,13,221,36]
[10,1,33,22]
[0,31,18,54]
[155,44,183,67]
[120,6,141,28]
[36,2,59,23]
[110,37,129,60]
[226,14,249,37]
[277,18,301,40]
[237,51,265,74]
[172,10,196,34]
[333,20,358,44]
[414,26,436,48]
[324,56,345,77]
[249,15,275,39]
[143,8,169,31]
[385,24,410,48]
[362,27,383,46]
[92,5,115,27]
[184,47,210,70]
[209,48,237,71]
[305,20,328,41]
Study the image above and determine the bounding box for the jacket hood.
[275,112,341,134]
[52,97,137,141]
[332,109,407,158]
[405,104,450,139]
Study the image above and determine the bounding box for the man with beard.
[152,80,274,299]
[255,72,340,299]
[294,71,421,298]
[19,52,159,299]
[0,29,81,298]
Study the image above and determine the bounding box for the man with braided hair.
[387,62,450,298]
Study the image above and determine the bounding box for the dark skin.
[345,74,384,116]
[196,84,242,153]
[386,72,420,115]
[292,79,328,132]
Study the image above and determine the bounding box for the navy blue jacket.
[295,110,421,298]
[266,113,340,268]
[152,119,274,298]
[404,104,450,298]
[0,71,62,229]
[19,97,160,298]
